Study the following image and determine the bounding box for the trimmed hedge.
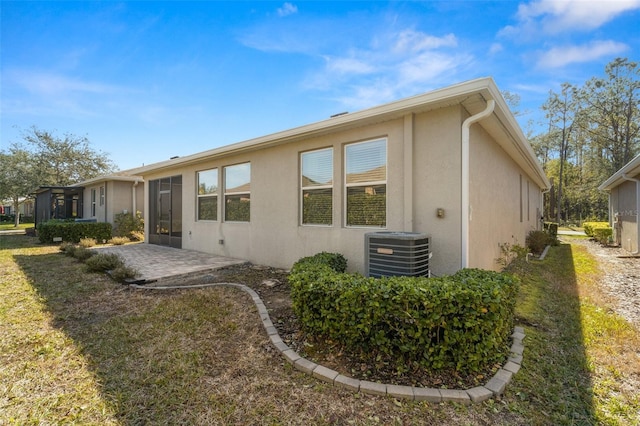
[38,221,112,244]
[583,221,612,244]
[582,221,609,237]
[290,253,519,373]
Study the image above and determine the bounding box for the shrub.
[526,230,554,255]
[292,252,348,273]
[73,247,95,261]
[290,253,519,373]
[79,238,97,248]
[582,221,610,237]
[129,231,145,242]
[59,242,76,255]
[109,265,138,282]
[38,221,112,244]
[113,211,144,239]
[543,222,558,238]
[108,236,130,246]
[593,227,613,245]
[85,253,124,272]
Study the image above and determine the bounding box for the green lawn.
[0,222,31,231]
[1,235,638,425]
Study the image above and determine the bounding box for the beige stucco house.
[599,153,640,254]
[130,78,549,276]
[73,174,144,223]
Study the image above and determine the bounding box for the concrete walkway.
[92,243,246,283]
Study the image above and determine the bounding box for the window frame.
[90,188,96,217]
[300,147,333,227]
[99,186,105,206]
[344,138,387,228]
[223,162,251,223]
[196,168,218,221]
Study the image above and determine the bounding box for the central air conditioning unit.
[365,232,431,278]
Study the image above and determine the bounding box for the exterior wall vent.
[365,232,430,278]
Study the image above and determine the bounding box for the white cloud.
[277,2,298,17]
[312,29,471,109]
[504,0,640,37]
[10,70,117,96]
[489,43,503,55]
[324,56,375,75]
[393,30,457,53]
[536,40,629,68]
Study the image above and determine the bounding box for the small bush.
[543,222,558,238]
[582,221,610,237]
[73,247,95,261]
[85,253,124,272]
[129,231,145,242]
[593,227,613,245]
[108,236,130,246]
[79,238,97,248]
[293,252,348,273]
[526,230,554,255]
[113,211,144,239]
[109,266,138,282]
[59,242,76,254]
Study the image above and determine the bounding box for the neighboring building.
[599,153,640,254]
[34,186,84,226]
[1,197,35,218]
[73,174,144,224]
[130,78,550,276]
[33,173,144,228]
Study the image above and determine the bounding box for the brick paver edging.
[130,282,525,404]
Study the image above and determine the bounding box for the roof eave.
[598,153,640,191]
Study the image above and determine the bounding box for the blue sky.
[2,1,639,171]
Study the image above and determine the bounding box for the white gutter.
[622,173,640,255]
[461,99,495,269]
[132,178,140,214]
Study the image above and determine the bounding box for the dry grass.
[1,235,638,425]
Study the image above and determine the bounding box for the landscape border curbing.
[130,282,525,404]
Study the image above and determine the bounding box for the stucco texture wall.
[469,124,543,270]
[611,179,638,253]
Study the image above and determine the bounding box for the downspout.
[461,99,495,269]
[621,174,640,255]
[132,178,139,215]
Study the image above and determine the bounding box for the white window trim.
[196,168,218,222]
[344,138,388,229]
[223,162,251,223]
[300,147,333,227]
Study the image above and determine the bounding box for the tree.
[0,127,115,226]
[542,83,577,222]
[22,127,115,186]
[0,148,39,227]
[531,58,639,224]
[577,58,640,177]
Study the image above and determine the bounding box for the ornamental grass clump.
[85,253,124,273]
[290,253,519,374]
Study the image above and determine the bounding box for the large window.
[197,168,218,221]
[224,163,250,222]
[301,148,333,225]
[345,138,387,227]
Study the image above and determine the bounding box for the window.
[301,148,333,225]
[224,163,250,222]
[345,138,387,227]
[99,186,105,206]
[91,188,96,217]
[197,168,218,221]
